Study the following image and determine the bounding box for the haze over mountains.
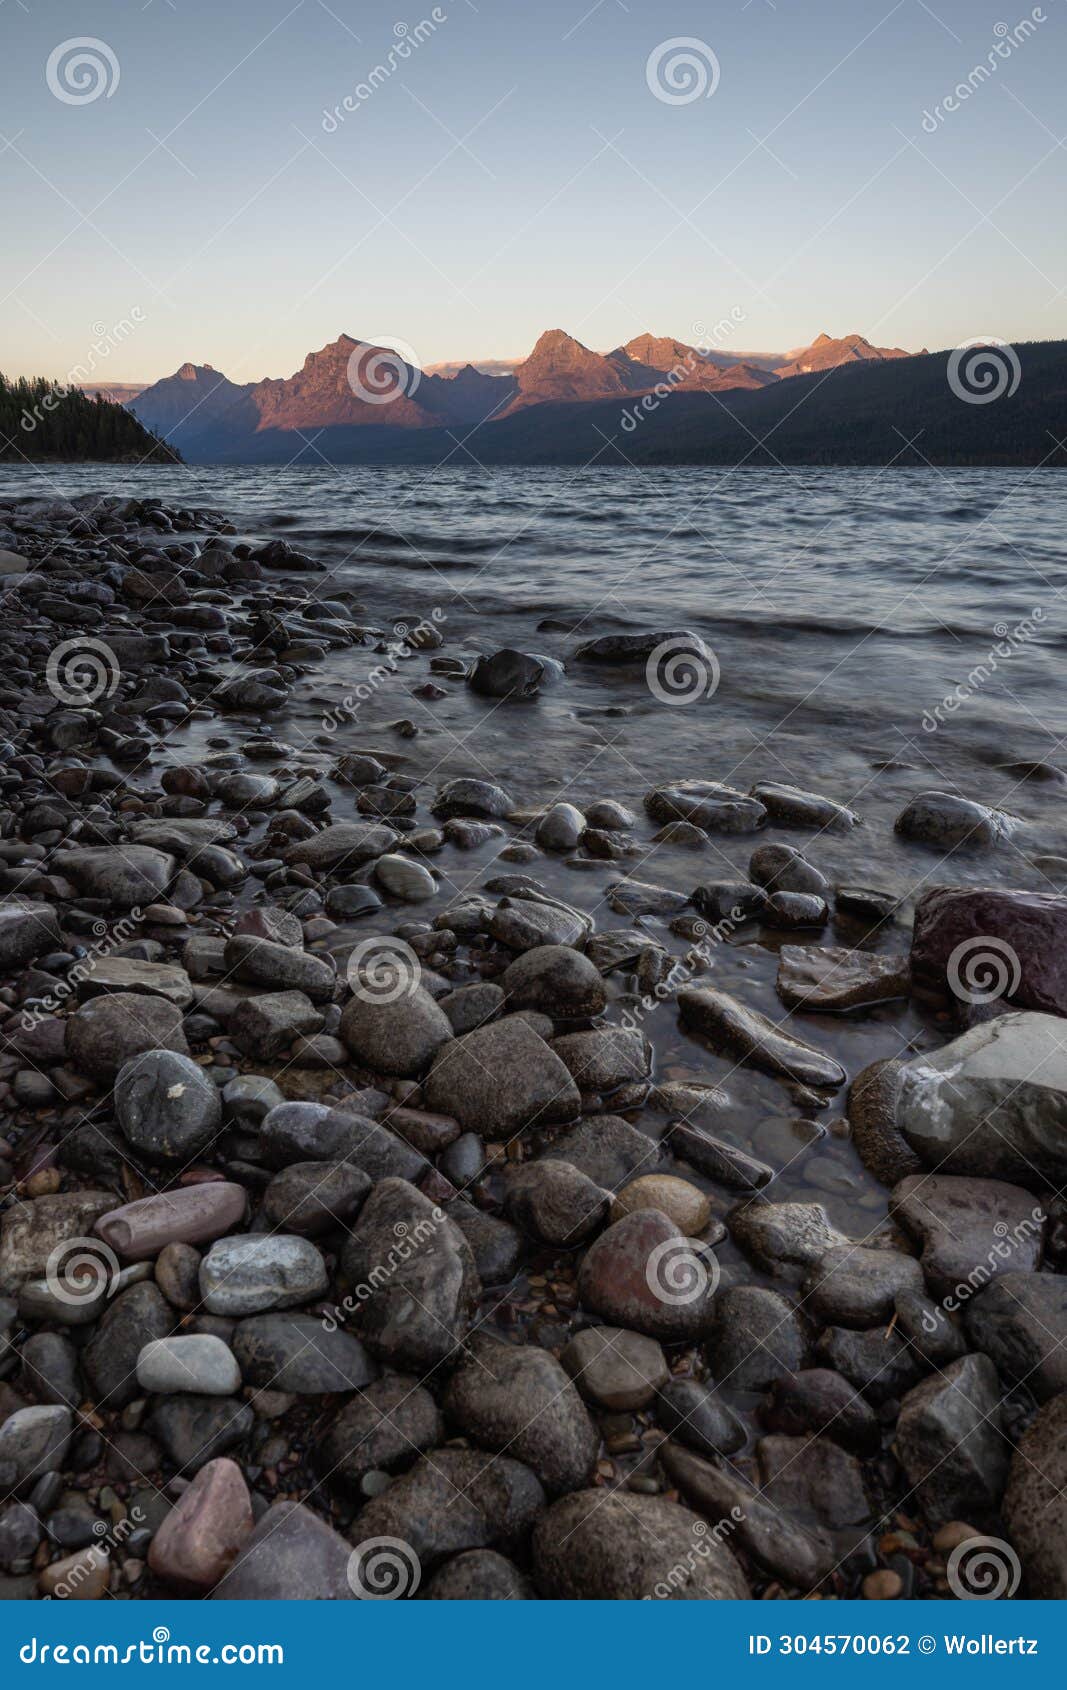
[121,327,915,458]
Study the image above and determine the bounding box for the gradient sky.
[1,0,1064,383]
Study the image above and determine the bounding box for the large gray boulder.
[532,1488,750,1599]
[897,1012,1067,1183]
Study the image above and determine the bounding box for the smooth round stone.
[114,1050,222,1160]
[137,1335,241,1396]
[155,1242,202,1311]
[199,1235,327,1316]
[535,804,586,852]
[611,1174,711,1234]
[374,854,437,902]
[560,1326,669,1411]
[324,884,382,918]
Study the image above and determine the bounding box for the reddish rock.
[95,1184,247,1260]
[911,886,1067,1015]
[148,1458,253,1589]
[577,1208,719,1341]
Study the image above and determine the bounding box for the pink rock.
[148,1458,253,1589]
[95,1183,247,1260]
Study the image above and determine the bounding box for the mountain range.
[119,328,915,458]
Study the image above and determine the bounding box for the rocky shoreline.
[0,488,1064,1602]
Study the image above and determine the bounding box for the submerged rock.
[679,987,845,1089]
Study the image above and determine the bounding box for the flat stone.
[679,987,845,1089]
[561,1327,668,1411]
[339,1178,480,1371]
[891,1173,1045,1301]
[611,1173,711,1233]
[66,992,188,1080]
[895,790,1018,850]
[848,1058,923,1186]
[151,1394,254,1472]
[500,945,606,1018]
[1003,1394,1067,1596]
[749,844,829,897]
[756,1433,871,1530]
[79,958,193,1007]
[910,885,1067,1015]
[444,1334,598,1495]
[0,1190,114,1293]
[669,1123,772,1191]
[339,984,452,1077]
[728,1200,850,1280]
[350,1448,544,1570]
[660,1442,832,1590]
[283,822,397,872]
[965,1273,1067,1401]
[231,990,323,1059]
[52,845,175,909]
[148,1457,253,1590]
[577,1209,719,1341]
[199,1235,328,1316]
[423,1550,533,1599]
[0,900,61,971]
[313,1375,442,1489]
[224,935,336,1002]
[750,781,860,831]
[707,1285,808,1389]
[261,1162,370,1236]
[258,1101,424,1181]
[502,1158,609,1246]
[432,778,513,819]
[761,1368,880,1455]
[232,1313,375,1394]
[803,1245,924,1328]
[894,1353,1010,1527]
[550,1027,650,1094]
[655,1376,745,1456]
[533,1485,750,1599]
[776,945,910,1012]
[542,1114,662,1187]
[83,1283,172,1408]
[425,1016,581,1138]
[0,1406,71,1489]
[645,779,766,834]
[96,1184,247,1261]
[898,1011,1067,1183]
[137,1335,241,1395]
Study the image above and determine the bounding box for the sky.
[0,0,1064,384]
